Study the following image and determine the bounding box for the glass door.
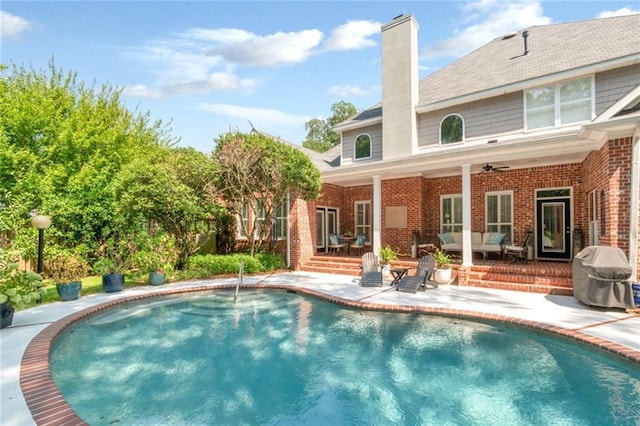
[536,189,571,260]
[316,209,326,251]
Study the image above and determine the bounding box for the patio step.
[461,261,573,296]
[300,255,574,296]
[299,255,418,276]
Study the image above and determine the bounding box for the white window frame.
[354,200,371,242]
[274,199,288,239]
[440,194,462,233]
[354,133,372,160]
[524,75,594,130]
[237,202,249,238]
[485,191,513,244]
[439,113,465,145]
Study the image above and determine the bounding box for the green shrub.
[183,253,285,279]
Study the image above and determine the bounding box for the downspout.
[630,134,639,281]
[373,176,382,255]
[461,164,473,266]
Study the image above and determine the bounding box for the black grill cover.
[572,246,633,308]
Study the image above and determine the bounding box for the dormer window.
[525,76,593,130]
[354,133,372,160]
[440,114,464,145]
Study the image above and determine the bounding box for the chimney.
[381,14,419,160]
[523,30,529,55]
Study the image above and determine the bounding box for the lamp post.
[31,215,52,274]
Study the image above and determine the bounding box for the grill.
[572,246,634,308]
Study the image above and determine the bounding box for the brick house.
[278,13,640,281]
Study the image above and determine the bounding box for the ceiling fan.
[481,163,510,172]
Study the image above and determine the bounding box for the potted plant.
[95,238,131,293]
[378,245,398,278]
[46,249,90,301]
[433,248,453,284]
[0,250,46,327]
[134,235,175,286]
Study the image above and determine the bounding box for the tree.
[113,148,223,269]
[213,131,321,255]
[302,101,357,153]
[0,61,175,258]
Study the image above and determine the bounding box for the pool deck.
[2,271,640,425]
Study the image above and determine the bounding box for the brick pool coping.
[21,283,640,425]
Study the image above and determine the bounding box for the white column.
[461,164,473,266]
[629,135,639,281]
[373,176,382,255]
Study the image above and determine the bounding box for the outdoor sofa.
[438,231,505,262]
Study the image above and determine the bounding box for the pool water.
[50,290,640,425]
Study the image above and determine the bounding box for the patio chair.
[350,234,367,256]
[503,232,533,263]
[328,234,346,254]
[360,252,383,287]
[396,255,437,293]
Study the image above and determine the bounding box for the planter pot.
[56,281,82,301]
[434,268,452,284]
[381,264,392,279]
[102,273,125,293]
[1,302,15,328]
[148,271,165,286]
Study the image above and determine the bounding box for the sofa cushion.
[438,232,455,244]
[471,232,482,246]
[484,232,505,245]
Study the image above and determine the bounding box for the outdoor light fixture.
[30,215,52,274]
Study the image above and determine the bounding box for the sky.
[2,1,639,153]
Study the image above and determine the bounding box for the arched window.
[354,133,372,160]
[440,114,464,145]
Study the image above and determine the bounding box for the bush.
[182,253,285,279]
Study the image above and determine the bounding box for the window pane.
[487,196,498,223]
[500,194,511,222]
[560,77,590,102]
[527,108,554,129]
[355,134,371,159]
[560,100,591,124]
[440,115,463,144]
[527,86,554,108]
[453,197,462,224]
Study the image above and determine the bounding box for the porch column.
[630,134,639,281]
[461,164,473,266]
[373,175,382,255]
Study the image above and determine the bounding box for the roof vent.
[501,32,516,40]
[523,30,529,55]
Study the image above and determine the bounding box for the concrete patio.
[2,271,640,425]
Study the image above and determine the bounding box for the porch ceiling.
[322,129,601,187]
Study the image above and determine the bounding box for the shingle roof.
[419,13,640,106]
[339,14,640,128]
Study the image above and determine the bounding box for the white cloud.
[197,103,310,126]
[328,85,370,97]
[323,20,380,51]
[209,29,324,67]
[124,72,255,99]
[422,1,551,60]
[597,7,640,18]
[0,11,32,38]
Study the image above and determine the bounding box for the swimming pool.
[50,289,640,425]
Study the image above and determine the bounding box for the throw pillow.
[439,232,454,244]
[355,235,366,245]
[329,235,339,245]
[487,232,505,245]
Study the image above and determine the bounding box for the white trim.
[595,83,640,122]
[373,176,382,255]
[461,164,473,266]
[630,136,639,281]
